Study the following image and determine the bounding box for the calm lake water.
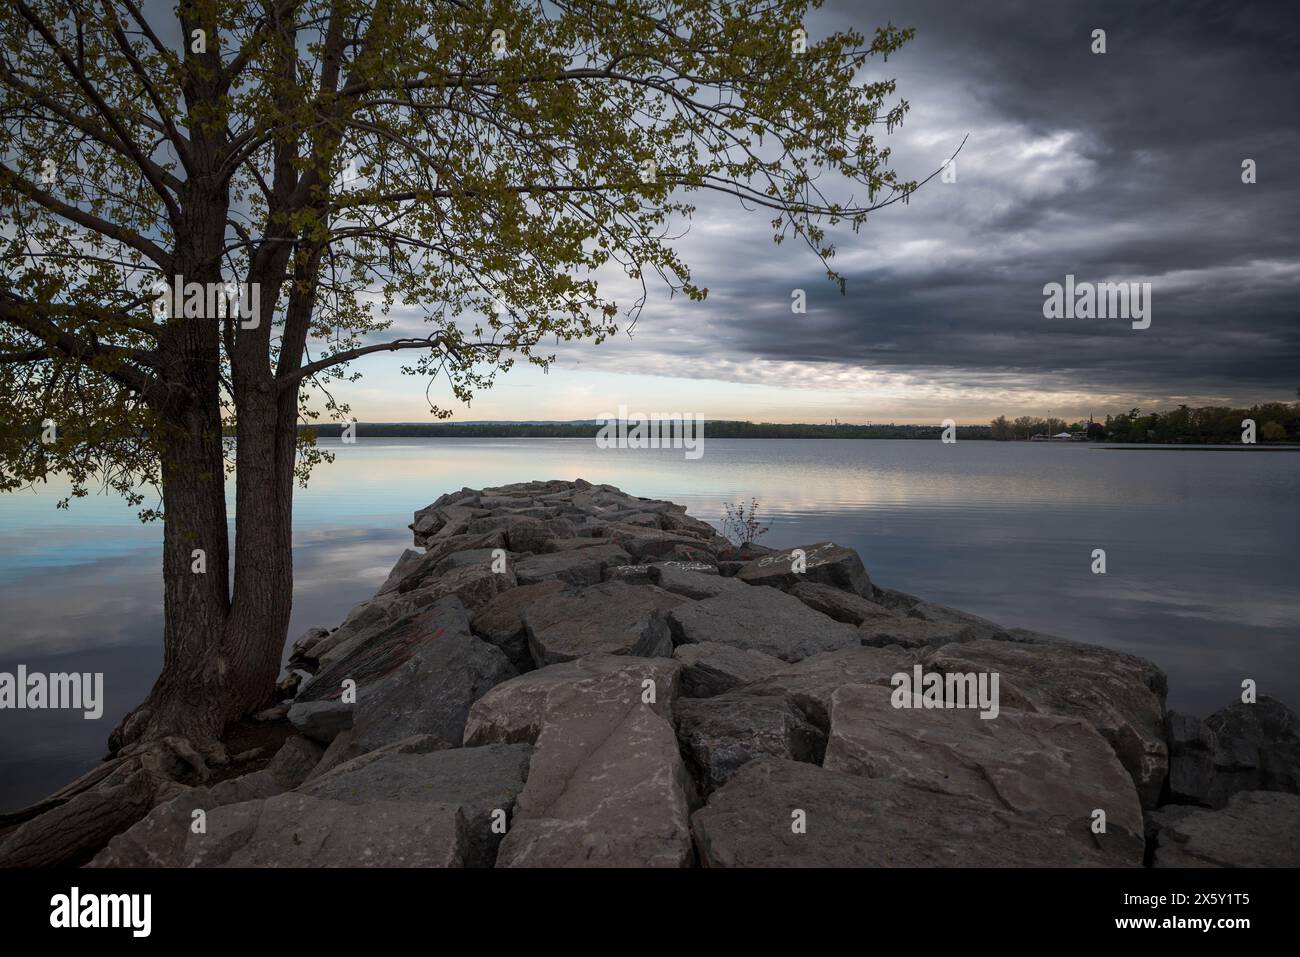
[1,437,1297,811]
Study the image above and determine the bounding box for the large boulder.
[904,600,1010,642]
[89,737,327,868]
[691,758,1115,867]
[736,645,914,730]
[309,588,417,667]
[470,579,566,672]
[463,654,682,747]
[300,732,445,786]
[88,783,222,868]
[286,699,354,743]
[461,654,691,865]
[507,518,572,554]
[666,584,861,662]
[857,617,979,650]
[496,698,693,868]
[923,638,1168,807]
[652,564,747,601]
[672,642,786,698]
[675,693,826,795]
[1151,791,1300,867]
[605,525,718,564]
[299,743,532,868]
[288,626,333,672]
[184,793,466,867]
[399,553,516,613]
[870,585,923,611]
[376,549,424,596]
[735,542,871,597]
[384,530,509,595]
[523,581,682,666]
[292,597,515,749]
[1165,697,1300,808]
[513,544,632,586]
[411,502,491,547]
[351,624,516,751]
[823,684,1144,865]
[787,581,902,626]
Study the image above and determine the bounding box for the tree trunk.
[110,183,297,754]
[109,398,233,752]
[221,379,298,727]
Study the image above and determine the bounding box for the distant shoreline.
[289,423,1299,448]
[1093,445,1300,452]
[294,422,990,440]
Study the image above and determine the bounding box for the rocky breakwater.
[12,479,1297,869]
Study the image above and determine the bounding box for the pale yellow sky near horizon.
[313,348,1283,426]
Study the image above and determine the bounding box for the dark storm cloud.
[585,0,1300,408]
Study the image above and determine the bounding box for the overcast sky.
[334,0,1300,424]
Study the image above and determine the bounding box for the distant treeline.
[989,402,1300,443]
[299,421,994,440]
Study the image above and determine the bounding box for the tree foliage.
[1,0,924,516]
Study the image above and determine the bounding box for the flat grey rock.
[463,653,682,747]
[737,645,915,729]
[672,642,786,698]
[496,698,693,868]
[788,581,902,625]
[523,581,682,666]
[388,530,509,594]
[1152,791,1300,867]
[400,556,516,613]
[1166,696,1300,808]
[294,597,515,749]
[906,600,1009,641]
[469,579,566,671]
[691,757,1116,867]
[857,616,976,649]
[513,544,632,586]
[667,584,860,662]
[299,743,532,868]
[675,693,826,795]
[923,638,1169,808]
[605,525,719,563]
[735,542,872,597]
[288,698,353,744]
[824,684,1144,865]
[351,611,516,751]
[653,564,747,600]
[184,793,465,867]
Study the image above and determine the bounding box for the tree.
[989,414,1011,441]
[0,1,931,760]
[1011,415,1039,440]
[1259,421,1286,442]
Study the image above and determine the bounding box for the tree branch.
[0,162,170,266]
[0,292,162,400]
[277,334,501,391]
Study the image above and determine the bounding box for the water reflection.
[1,438,1296,811]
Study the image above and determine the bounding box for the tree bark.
[110,171,298,753]
[109,387,234,751]
[221,377,298,728]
